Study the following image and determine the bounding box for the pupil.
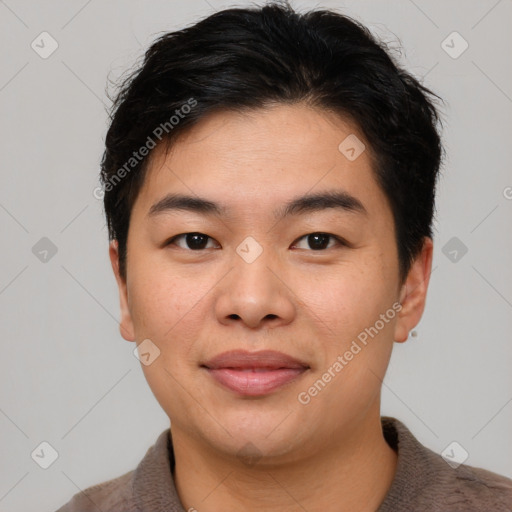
[309,233,329,250]
[184,233,330,250]
[187,233,208,250]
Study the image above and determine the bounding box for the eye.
[291,232,347,251]
[165,232,347,251]
[165,232,220,250]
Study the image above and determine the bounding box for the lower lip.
[205,367,307,396]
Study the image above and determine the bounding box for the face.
[110,103,432,463]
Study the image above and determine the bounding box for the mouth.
[201,350,310,397]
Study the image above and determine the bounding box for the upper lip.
[202,350,309,370]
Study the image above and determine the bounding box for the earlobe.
[109,240,136,342]
[393,237,433,343]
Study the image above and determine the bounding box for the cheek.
[128,260,199,334]
[299,263,395,341]
[127,263,222,373]
[129,271,210,418]
[297,271,396,422]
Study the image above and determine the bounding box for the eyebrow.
[147,190,367,220]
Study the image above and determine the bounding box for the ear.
[109,240,136,342]
[393,237,433,343]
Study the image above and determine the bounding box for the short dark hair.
[101,1,444,283]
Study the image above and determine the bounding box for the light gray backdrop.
[1,1,511,511]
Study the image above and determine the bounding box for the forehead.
[132,104,389,222]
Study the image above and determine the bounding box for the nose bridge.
[231,236,279,300]
[215,236,295,328]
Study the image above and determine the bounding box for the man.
[57,2,512,511]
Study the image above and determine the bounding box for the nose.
[214,251,296,330]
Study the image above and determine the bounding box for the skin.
[109,103,433,511]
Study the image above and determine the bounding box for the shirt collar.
[131,417,437,511]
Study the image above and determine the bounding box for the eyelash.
[164,232,349,251]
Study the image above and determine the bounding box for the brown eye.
[292,233,345,251]
[166,232,219,250]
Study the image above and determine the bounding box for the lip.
[201,350,309,396]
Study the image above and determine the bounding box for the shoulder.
[433,460,512,511]
[55,469,135,512]
[55,428,176,512]
[380,417,512,511]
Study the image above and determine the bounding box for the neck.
[172,410,397,512]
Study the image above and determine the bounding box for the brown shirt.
[55,417,512,511]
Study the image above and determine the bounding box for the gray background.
[0,0,511,510]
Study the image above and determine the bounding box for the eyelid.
[165,232,349,251]
[291,233,349,250]
[165,232,220,249]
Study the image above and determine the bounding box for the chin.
[198,404,309,459]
